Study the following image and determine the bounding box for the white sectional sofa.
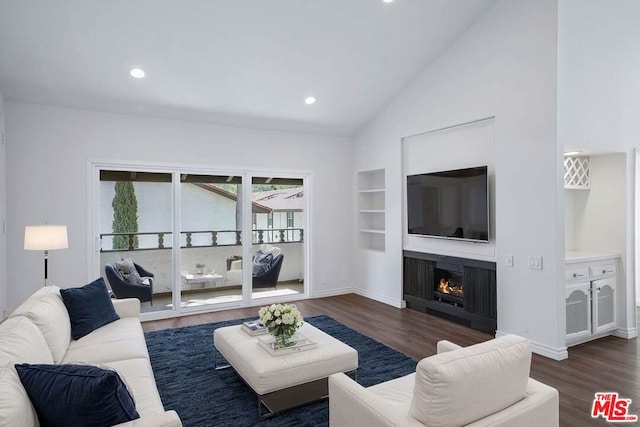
[329,334,559,427]
[0,286,181,426]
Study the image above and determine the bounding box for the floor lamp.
[24,225,68,286]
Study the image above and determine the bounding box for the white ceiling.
[0,0,496,136]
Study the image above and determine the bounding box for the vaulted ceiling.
[0,0,496,135]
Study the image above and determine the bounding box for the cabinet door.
[566,282,591,343]
[593,278,616,334]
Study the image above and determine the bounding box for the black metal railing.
[100,228,304,252]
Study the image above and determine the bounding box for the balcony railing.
[100,228,304,252]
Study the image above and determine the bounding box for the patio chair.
[225,253,284,289]
[105,262,154,304]
[253,253,284,289]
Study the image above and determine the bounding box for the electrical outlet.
[528,255,543,270]
[506,255,514,267]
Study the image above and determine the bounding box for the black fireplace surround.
[403,251,497,334]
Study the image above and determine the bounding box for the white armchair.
[329,335,559,427]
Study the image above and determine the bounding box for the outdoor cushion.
[115,258,143,284]
[252,252,273,275]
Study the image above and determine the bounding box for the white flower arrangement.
[258,303,304,348]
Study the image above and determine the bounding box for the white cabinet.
[357,169,385,251]
[565,256,618,346]
[565,281,591,343]
[592,277,616,334]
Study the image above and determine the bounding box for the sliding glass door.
[99,170,174,314]
[179,174,243,309]
[96,164,308,317]
[251,177,305,299]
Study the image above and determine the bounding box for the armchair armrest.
[329,373,422,427]
[111,298,141,318]
[436,340,463,354]
[135,263,155,278]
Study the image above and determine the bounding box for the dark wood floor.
[143,294,640,426]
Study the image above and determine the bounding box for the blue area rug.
[145,315,416,427]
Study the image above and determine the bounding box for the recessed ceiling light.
[564,151,582,156]
[130,68,145,79]
[304,96,316,105]
[383,0,394,3]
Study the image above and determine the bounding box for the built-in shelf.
[358,169,385,251]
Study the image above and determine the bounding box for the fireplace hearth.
[403,251,497,333]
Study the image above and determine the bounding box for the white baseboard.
[613,327,638,339]
[496,330,568,360]
[311,287,406,309]
[311,287,354,299]
[529,341,568,361]
[352,287,405,308]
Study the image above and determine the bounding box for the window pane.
[251,177,304,298]
[99,171,173,314]
[180,175,243,308]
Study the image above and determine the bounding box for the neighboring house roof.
[194,183,271,213]
[251,187,304,212]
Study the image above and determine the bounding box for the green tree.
[112,181,139,249]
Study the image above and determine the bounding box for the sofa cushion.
[61,277,120,340]
[0,364,39,427]
[8,285,71,363]
[0,316,53,366]
[409,334,531,427]
[15,363,140,427]
[103,358,166,417]
[63,317,150,364]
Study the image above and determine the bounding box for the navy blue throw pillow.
[15,363,139,427]
[61,277,120,340]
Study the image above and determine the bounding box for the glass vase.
[271,331,298,350]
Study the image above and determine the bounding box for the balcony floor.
[140,281,304,313]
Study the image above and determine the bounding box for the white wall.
[353,0,565,358]
[403,119,496,260]
[0,92,6,320]
[558,0,639,333]
[4,102,354,311]
[568,155,626,255]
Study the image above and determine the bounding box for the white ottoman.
[214,322,358,417]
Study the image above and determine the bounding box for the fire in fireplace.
[438,278,464,298]
[434,266,464,306]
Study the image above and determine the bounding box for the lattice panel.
[564,156,590,189]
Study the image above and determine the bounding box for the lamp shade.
[24,225,69,251]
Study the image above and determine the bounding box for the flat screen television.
[406,166,489,243]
